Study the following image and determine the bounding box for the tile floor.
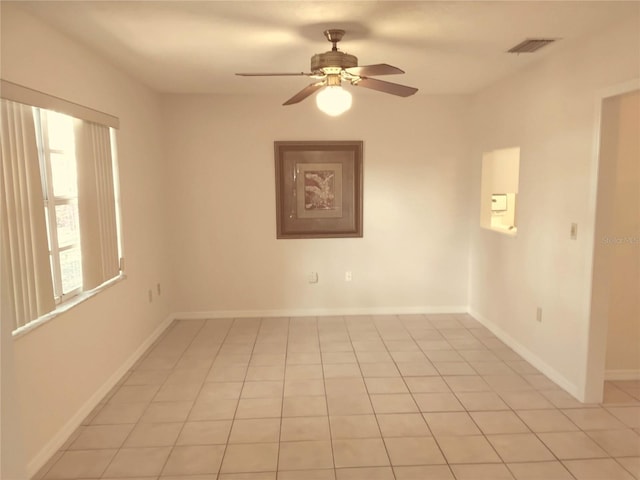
[35,314,640,480]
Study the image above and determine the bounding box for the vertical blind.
[1,88,121,331]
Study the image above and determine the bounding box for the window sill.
[482,225,518,237]
[12,274,126,339]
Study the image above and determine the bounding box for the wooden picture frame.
[274,140,363,239]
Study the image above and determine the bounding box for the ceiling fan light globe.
[316,86,352,116]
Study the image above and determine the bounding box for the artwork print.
[305,170,336,210]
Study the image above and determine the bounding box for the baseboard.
[26,315,174,479]
[605,369,640,381]
[171,305,469,320]
[469,309,582,400]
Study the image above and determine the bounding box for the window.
[480,147,520,235]
[35,109,83,302]
[1,94,122,334]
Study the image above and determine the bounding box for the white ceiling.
[14,1,640,96]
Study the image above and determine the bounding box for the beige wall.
[468,16,640,400]
[161,93,472,316]
[1,3,173,473]
[603,91,640,375]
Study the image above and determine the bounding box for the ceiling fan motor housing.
[311,51,358,75]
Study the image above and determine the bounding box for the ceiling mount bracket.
[324,29,345,51]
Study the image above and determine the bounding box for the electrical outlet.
[570,223,578,240]
[308,272,319,284]
[536,307,543,323]
[345,271,352,282]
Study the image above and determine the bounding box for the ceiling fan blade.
[353,77,418,97]
[283,82,325,105]
[344,64,405,76]
[236,72,311,77]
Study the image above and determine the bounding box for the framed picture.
[274,140,363,239]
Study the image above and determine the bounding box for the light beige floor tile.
[279,469,335,479]
[109,385,160,404]
[279,440,334,470]
[198,382,243,400]
[165,369,209,385]
[321,342,354,353]
[206,365,248,382]
[241,381,283,399]
[541,389,590,409]
[563,458,635,479]
[396,362,439,376]
[470,410,529,434]
[327,395,373,415]
[482,374,532,392]
[176,420,232,445]
[616,457,640,479]
[487,433,555,462]
[235,397,282,418]
[443,375,491,392]
[325,377,367,396]
[607,406,640,428]
[335,466,394,479]
[246,365,285,381]
[423,412,481,436]
[189,398,238,421]
[330,414,381,439]
[285,364,324,379]
[413,393,464,412]
[140,401,193,423]
[377,413,431,437]
[286,352,322,365]
[332,438,390,468]
[507,461,574,479]
[154,382,202,402]
[365,377,409,394]
[221,443,279,473]
[370,394,418,414]
[499,391,555,410]
[433,361,476,376]
[515,409,578,432]
[472,362,515,375]
[283,396,328,417]
[219,473,276,479]
[563,407,628,430]
[384,436,446,466]
[322,352,357,364]
[91,402,148,424]
[393,465,455,479]
[229,418,281,443]
[585,429,640,456]
[451,463,514,479]
[537,431,609,459]
[455,392,508,411]
[103,446,171,477]
[124,422,182,447]
[162,445,225,476]
[356,351,393,363]
[391,351,429,363]
[284,379,325,397]
[523,374,560,390]
[44,449,116,479]
[68,424,134,450]
[436,435,501,464]
[281,416,330,441]
[404,376,451,393]
[424,350,465,362]
[323,363,362,378]
[359,363,401,378]
[251,353,286,366]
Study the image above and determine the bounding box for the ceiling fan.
[236,29,418,115]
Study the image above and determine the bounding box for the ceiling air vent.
[508,38,557,54]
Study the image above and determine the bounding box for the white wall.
[468,16,640,401]
[162,93,472,316]
[602,91,640,376]
[1,4,173,474]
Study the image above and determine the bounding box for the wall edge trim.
[469,309,582,401]
[170,305,469,320]
[26,315,174,479]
